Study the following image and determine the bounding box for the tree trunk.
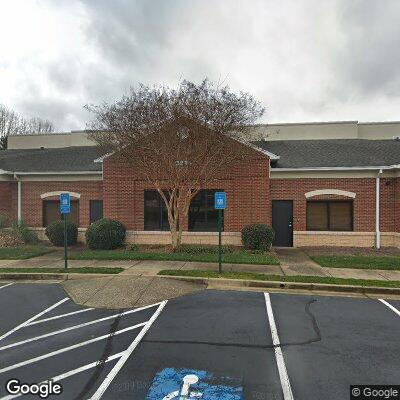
[170,225,182,251]
[157,187,198,252]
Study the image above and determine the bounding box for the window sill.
[298,231,366,236]
[132,231,240,236]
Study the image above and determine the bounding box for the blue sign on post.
[214,192,226,273]
[60,193,70,214]
[215,192,227,209]
[59,193,70,270]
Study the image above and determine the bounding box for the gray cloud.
[336,0,400,96]
[1,0,399,131]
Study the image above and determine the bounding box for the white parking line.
[26,307,95,326]
[0,283,13,291]
[0,298,69,342]
[90,300,168,400]
[264,293,294,400]
[379,299,400,317]
[0,352,125,400]
[0,301,163,351]
[0,322,147,374]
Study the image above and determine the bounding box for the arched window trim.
[305,189,356,199]
[40,191,81,199]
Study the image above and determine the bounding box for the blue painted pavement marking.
[146,368,243,399]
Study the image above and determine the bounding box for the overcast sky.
[1,0,399,131]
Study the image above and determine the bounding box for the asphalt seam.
[132,276,158,307]
[79,275,116,306]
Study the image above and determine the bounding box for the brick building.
[0,120,399,248]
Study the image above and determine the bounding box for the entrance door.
[272,200,293,247]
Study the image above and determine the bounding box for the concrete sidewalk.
[2,250,400,308]
[1,247,400,281]
[274,247,400,281]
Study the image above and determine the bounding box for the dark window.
[189,189,223,232]
[144,191,170,231]
[90,200,103,224]
[307,200,353,231]
[42,200,79,227]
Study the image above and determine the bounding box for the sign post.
[214,192,227,274]
[59,193,71,270]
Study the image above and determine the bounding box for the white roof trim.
[272,165,400,172]
[94,152,114,163]
[242,140,280,160]
[41,191,81,199]
[13,171,102,175]
[93,139,281,162]
[230,136,280,159]
[0,168,13,175]
[305,189,356,199]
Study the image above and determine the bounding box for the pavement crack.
[74,309,124,400]
[141,338,318,349]
[299,298,322,344]
[377,272,389,281]
[142,298,321,349]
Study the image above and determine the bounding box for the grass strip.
[0,246,55,260]
[0,267,123,274]
[69,250,280,265]
[158,269,400,288]
[310,255,400,270]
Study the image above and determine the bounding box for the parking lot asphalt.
[0,282,399,399]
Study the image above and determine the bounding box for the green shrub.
[85,219,126,250]
[241,224,275,251]
[128,243,139,252]
[45,220,78,246]
[176,244,236,255]
[11,220,39,244]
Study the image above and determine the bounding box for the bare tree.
[21,117,55,135]
[0,104,55,149]
[86,79,265,250]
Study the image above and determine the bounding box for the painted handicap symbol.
[162,374,202,399]
[146,368,243,400]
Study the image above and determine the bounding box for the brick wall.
[380,178,396,233]
[0,182,13,224]
[395,178,400,233]
[270,177,396,232]
[103,151,270,231]
[18,181,103,227]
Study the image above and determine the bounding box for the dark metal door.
[272,200,293,247]
[90,200,103,224]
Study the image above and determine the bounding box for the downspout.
[13,173,22,222]
[376,169,383,249]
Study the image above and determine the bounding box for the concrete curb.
[1,272,400,296]
[0,273,113,281]
[159,275,400,296]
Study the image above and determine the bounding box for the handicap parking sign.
[59,193,70,214]
[215,192,227,210]
[146,368,243,400]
